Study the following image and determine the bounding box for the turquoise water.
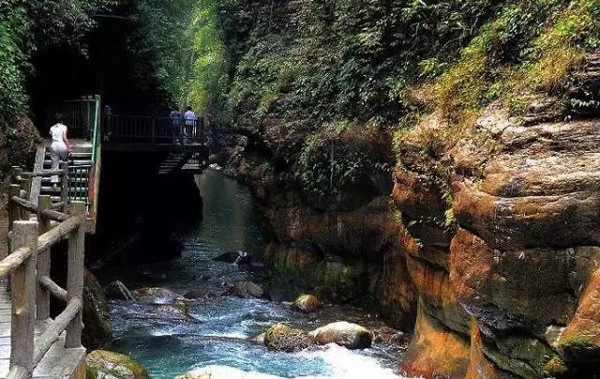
[100,170,405,378]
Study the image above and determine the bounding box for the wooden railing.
[103,114,206,145]
[5,169,86,379]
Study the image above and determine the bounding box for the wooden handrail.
[38,275,67,302]
[0,247,33,278]
[33,298,82,366]
[5,197,87,378]
[9,196,37,214]
[36,215,84,255]
[10,196,69,222]
[21,169,67,177]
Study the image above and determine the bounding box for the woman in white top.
[49,113,70,186]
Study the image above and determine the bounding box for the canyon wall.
[228,127,417,329]
[394,55,600,377]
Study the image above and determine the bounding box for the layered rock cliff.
[230,125,417,329]
[395,53,600,377]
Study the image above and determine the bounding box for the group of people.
[169,106,199,143]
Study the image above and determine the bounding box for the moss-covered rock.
[264,323,311,352]
[292,294,321,313]
[86,350,149,379]
[82,270,112,350]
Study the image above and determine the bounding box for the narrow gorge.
[1,1,600,378]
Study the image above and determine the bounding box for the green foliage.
[187,0,229,118]
[0,0,115,128]
[0,2,30,128]
[26,0,116,51]
[0,0,113,183]
[134,0,200,107]
[396,0,600,162]
[296,122,392,198]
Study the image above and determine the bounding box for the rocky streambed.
[94,170,409,378]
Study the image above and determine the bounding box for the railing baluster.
[65,201,85,348]
[7,184,21,231]
[36,195,52,321]
[10,220,38,376]
[61,162,69,213]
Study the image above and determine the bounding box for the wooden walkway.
[0,285,85,378]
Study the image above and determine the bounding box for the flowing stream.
[96,170,406,378]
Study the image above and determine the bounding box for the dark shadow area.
[26,2,167,133]
[87,152,202,265]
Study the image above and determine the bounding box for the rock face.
[291,294,321,313]
[82,271,112,350]
[86,350,149,379]
[395,89,600,376]
[308,321,373,350]
[264,323,312,352]
[232,138,417,329]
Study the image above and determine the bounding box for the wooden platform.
[0,286,86,378]
[102,141,209,153]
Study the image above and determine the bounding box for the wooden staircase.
[30,139,100,233]
[157,152,206,175]
[41,150,92,205]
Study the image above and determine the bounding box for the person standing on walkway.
[170,106,181,143]
[49,113,70,189]
[183,106,196,142]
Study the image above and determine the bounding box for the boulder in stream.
[183,289,212,300]
[309,321,373,349]
[133,287,184,304]
[177,365,280,379]
[292,294,321,313]
[224,281,264,298]
[86,350,149,379]
[264,323,312,352]
[213,250,252,265]
[104,280,135,301]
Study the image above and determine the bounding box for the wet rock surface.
[395,64,600,378]
[133,287,184,304]
[86,350,149,379]
[231,128,417,329]
[309,321,373,350]
[291,294,321,313]
[264,323,312,352]
[224,281,265,298]
[83,271,113,350]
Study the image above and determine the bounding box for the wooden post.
[11,166,23,183]
[18,178,32,220]
[10,220,38,375]
[7,185,21,228]
[65,201,85,348]
[36,196,52,320]
[30,146,46,207]
[60,162,69,213]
